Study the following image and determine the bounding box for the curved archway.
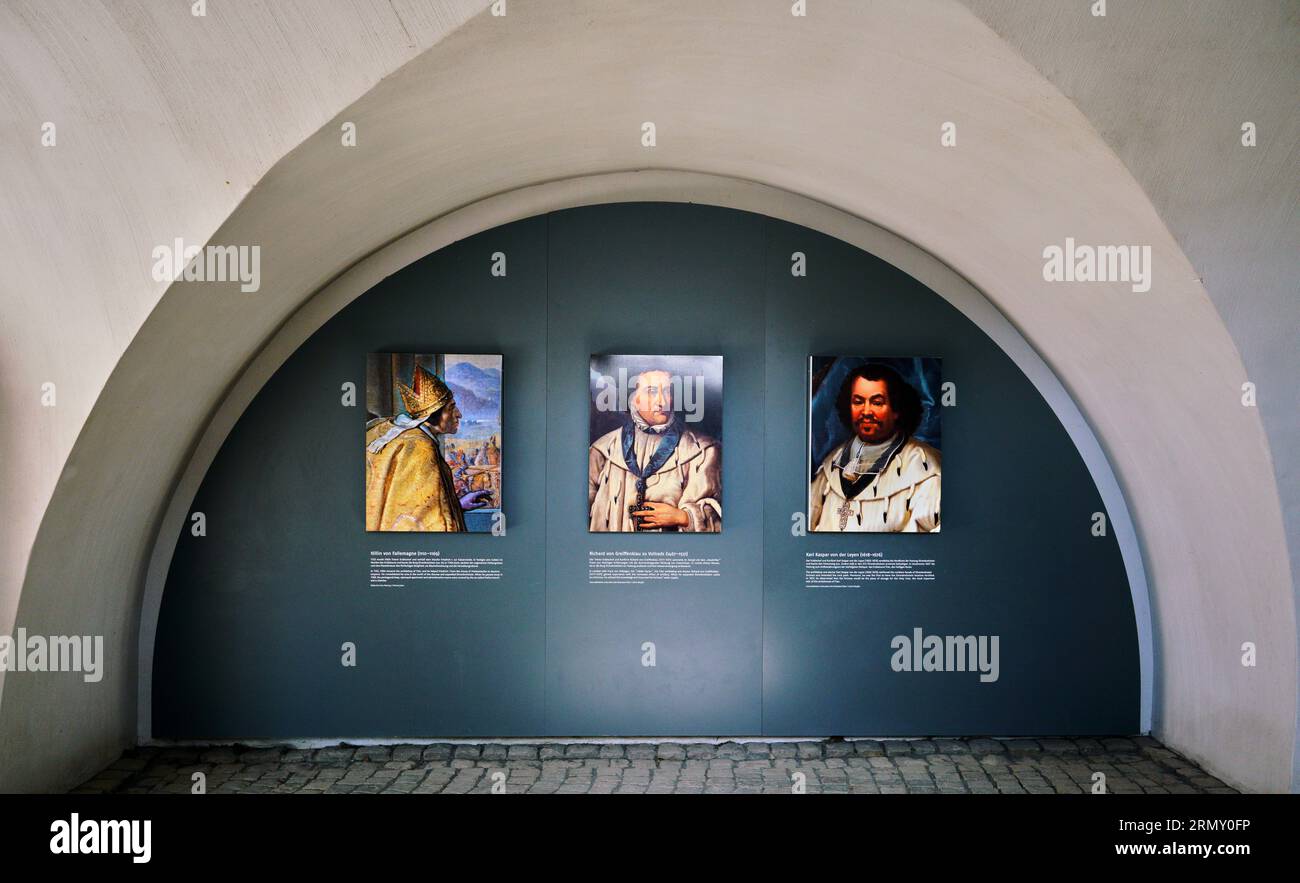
[140,187,1149,741]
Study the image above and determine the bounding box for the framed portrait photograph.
[808,356,942,533]
[365,353,502,532]
[588,354,723,533]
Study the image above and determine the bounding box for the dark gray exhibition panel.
[153,203,1139,739]
[761,223,1136,735]
[544,207,766,734]
[153,219,550,738]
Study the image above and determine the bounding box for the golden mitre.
[397,363,453,420]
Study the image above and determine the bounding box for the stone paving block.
[156,748,204,765]
[716,742,747,759]
[932,739,969,754]
[1038,738,1077,753]
[656,743,686,760]
[354,746,393,762]
[1002,739,1041,754]
[200,747,240,763]
[242,762,280,776]
[119,746,160,762]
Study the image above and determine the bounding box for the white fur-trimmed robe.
[810,436,941,532]
[588,426,722,532]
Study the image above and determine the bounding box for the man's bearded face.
[849,377,898,442]
[631,370,674,426]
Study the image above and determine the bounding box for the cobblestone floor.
[75,737,1235,794]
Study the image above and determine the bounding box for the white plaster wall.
[0,0,1294,792]
[0,0,492,790]
[965,0,1300,789]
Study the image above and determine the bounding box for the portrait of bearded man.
[809,361,941,533]
[588,363,722,533]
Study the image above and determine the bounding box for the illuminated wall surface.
[154,203,1138,738]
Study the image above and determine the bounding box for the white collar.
[630,410,675,435]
